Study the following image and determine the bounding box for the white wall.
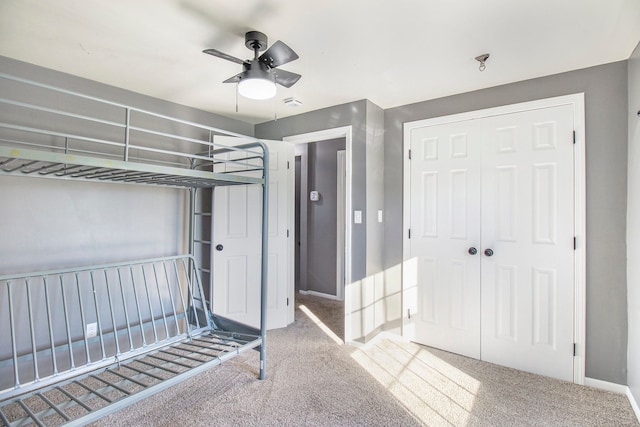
[627,41,640,409]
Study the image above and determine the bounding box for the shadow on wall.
[346,263,403,343]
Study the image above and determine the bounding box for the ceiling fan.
[203,31,301,100]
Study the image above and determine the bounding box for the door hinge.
[287,160,290,169]
[574,237,577,250]
[287,229,290,238]
[287,297,289,306]
[573,131,576,145]
[408,229,411,239]
[408,308,411,319]
[573,343,577,356]
[408,149,412,160]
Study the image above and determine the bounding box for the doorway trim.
[336,150,346,301]
[284,126,353,341]
[401,93,586,384]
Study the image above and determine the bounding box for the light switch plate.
[378,210,383,222]
[354,210,362,224]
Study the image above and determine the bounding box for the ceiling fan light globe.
[238,76,276,100]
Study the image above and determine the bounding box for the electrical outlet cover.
[86,322,97,338]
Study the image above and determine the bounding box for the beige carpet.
[95,294,639,426]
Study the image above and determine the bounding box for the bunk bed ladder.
[190,187,214,319]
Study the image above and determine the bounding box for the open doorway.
[294,138,345,297]
[285,126,353,343]
[292,138,346,340]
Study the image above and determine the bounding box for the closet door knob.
[215,244,224,251]
[484,248,494,257]
[468,247,478,255]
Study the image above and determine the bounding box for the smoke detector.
[284,97,302,107]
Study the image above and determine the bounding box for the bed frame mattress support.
[0,255,263,426]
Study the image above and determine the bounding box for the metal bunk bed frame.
[0,72,269,426]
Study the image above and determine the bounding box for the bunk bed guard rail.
[0,72,266,187]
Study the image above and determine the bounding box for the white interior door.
[407,119,482,359]
[407,102,576,381]
[212,136,293,330]
[480,105,575,381]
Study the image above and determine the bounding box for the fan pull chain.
[273,94,278,121]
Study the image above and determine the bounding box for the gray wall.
[384,61,629,384]
[363,101,389,338]
[0,55,255,266]
[365,101,385,277]
[627,41,640,405]
[256,100,386,343]
[306,138,345,296]
[0,176,186,275]
[256,100,370,284]
[0,56,254,138]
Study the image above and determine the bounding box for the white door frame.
[336,150,346,301]
[402,94,586,384]
[284,126,353,340]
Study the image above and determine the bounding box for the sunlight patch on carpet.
[351,339,480,425]
[299,304,344,344]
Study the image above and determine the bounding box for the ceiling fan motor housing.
[245,31,268,52]
[241,60,274,81]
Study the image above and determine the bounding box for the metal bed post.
[188,187,196,287]
[209,186,216,318]
[259,141,269,380]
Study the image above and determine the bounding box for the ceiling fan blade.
[222,73,242,83]
[273,69,301,88]
[203,48,246,65]
[259,40,299,68]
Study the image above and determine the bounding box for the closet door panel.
[480,105,575,382]
[409,120,482,359]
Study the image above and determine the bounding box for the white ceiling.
[1,0,639,124]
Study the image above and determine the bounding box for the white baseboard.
[628,388,640,423]
[584,377,640,423]
[584,377,628,394]
[298,290,342,301]
[346,331,405,349]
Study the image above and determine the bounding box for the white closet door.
[212,137,293,330]
[480,105,575,381]
[408,119,482,359]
